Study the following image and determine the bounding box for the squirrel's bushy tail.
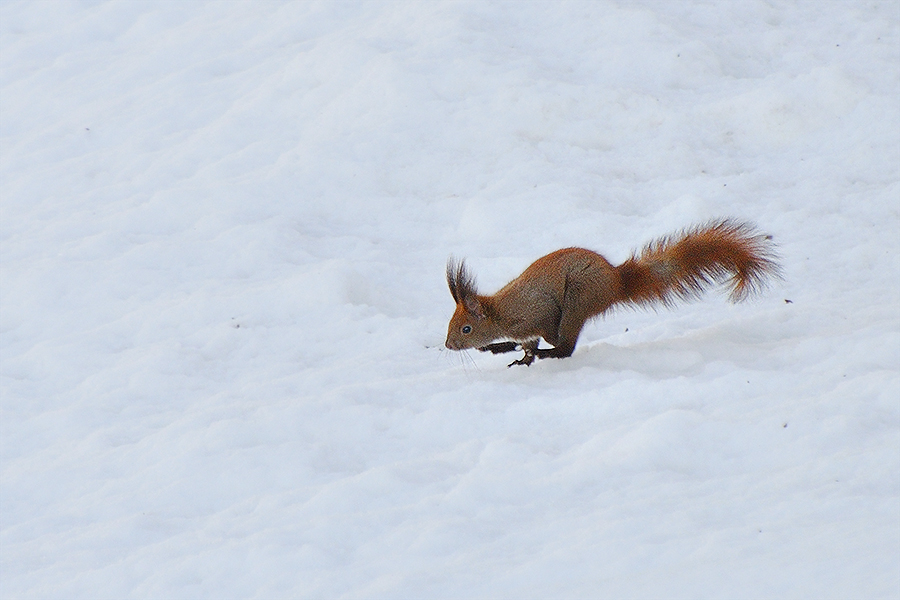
[616,219,781,308]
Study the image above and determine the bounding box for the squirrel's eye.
[461,325,472,334]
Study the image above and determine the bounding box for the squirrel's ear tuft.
[447,257,478,304]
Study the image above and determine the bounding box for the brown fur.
[445,219,781,366]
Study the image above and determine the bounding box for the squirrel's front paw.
[507,350,535,367]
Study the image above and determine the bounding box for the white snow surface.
[1,1,899,598]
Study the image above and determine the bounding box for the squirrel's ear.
[463,294,486,320]
[447,258,479,306]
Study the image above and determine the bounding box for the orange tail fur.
[616,219,781,308]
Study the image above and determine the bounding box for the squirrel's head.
[445,258,500,350]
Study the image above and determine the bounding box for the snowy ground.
[1,1,898,598]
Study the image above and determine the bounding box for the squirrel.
[445,218,781,367]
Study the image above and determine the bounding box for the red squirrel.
[445,219,781,367]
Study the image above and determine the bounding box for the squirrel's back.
[491,247,619,325]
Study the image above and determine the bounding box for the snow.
[1,1,898,598]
